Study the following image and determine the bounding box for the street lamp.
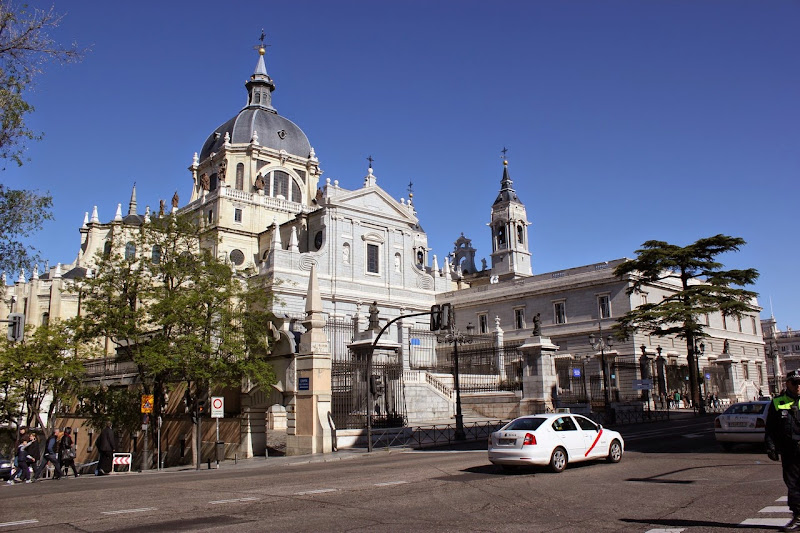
[694,341,706,413]
[589,323,614,424]
[437,321,474,441]
[639,345,651,412]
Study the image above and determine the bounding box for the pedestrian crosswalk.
[740,496,791,528]
[644,496,791,532]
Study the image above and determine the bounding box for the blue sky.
[4,1,799,328]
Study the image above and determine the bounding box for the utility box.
[215,441,225,462]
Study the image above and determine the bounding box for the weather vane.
[255,29,270,53]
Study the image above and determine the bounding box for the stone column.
[285,264,333,455]
[518,334,559,414]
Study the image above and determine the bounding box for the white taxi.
[714,400,770,451]
[488,413,624,473]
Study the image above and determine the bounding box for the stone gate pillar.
[518,334,559,414]
[286,264,333,455]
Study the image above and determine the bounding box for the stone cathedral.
[2,42,768,459]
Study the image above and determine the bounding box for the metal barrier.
[368,420,507,449]
[112,453,132,473]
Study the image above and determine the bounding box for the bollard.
[207,459,211,469]
[234,453,237,464]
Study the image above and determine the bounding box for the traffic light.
[429,303,452,332]
[430,305,441,331]
[198,399,206,415]
[6,313,24,342]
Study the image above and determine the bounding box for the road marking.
[101,507,157,515]
[295,488,337,495]
[210,497,259,504]
[0,520,38,528]
[374,481,408,487]
[760,505,790,513]
[644,529,684,532]
[741,518,790,526]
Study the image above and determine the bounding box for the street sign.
[572,368,581,378]
[632,379,653,391]
[705,373,711,380]
[141,394,154,414]
[211,396,224,418]
[298,377,310,391]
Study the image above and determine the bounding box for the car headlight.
[0,461,10,468]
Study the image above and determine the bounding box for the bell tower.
[489,159,532,279]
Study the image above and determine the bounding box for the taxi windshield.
[724,403,767,415]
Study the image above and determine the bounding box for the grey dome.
[200,108,312,161]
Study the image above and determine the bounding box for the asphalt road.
[0,415,788,532]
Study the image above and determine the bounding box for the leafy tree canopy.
[0,1,84,167]
[613,234,759,341]
[0,183,53,273]
[72,213,276,426]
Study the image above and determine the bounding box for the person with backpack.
[33,429,62,481]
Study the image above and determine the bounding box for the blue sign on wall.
[298,377,310,391]
[572,368,581,378]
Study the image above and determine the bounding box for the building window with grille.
[366,243,380,274]
[514,308,525,330]
[479,314,488,334]
[598,295,611,319]
[554,301,566,324]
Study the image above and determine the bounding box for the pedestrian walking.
[33,429,62,481]
[96,421,116,475]
[7,431,31,484]
[60,427,79,478]
[766,370,800,532]
[21,433,39,483]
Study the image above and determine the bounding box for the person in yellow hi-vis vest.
[766,370,800,532]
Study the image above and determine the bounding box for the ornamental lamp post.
[437,318,474,441]
[770,341,780,394]
[694,341,706,414]
[589,323,614,424]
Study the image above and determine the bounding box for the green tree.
[613,234,759,411]
[0,319,85,430]
[1,1,83,167]
[0,183,53,274]
[73,213,276,466]
[76,385,142,436]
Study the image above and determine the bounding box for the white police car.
[714,400,770,451]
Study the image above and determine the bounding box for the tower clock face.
[314,231,323,250]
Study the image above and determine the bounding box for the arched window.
[235,163,244,190]
[274,171,289,199]
[292,180,301,202]
[103,241,112,258]
[517,224,524,244]
[125,242,136,261]
[41,312,49,327]
[151,245,162,264]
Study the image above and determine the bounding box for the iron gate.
[327,319,406,430]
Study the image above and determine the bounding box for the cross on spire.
[367,155,374,168]
[407,181,414,197]
[501,147,508,159]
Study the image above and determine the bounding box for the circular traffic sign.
[212,397,223,409]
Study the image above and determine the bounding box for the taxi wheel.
[549,447,567,473]
[607,440,622,463]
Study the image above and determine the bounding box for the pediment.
[329,186,418,225]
